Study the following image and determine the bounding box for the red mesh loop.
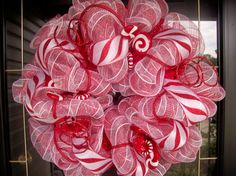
[176,56,219,88]
[54,116,91,162]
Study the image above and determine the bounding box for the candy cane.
[164,79,208,125]
[157,121,189,151]
[154,29,192,59]
[35,38,77,74]
[12,65,47,114]
[134,161,148,176]
[35,38,57,74]
[74,93,90,100]
[75,149,112,174]
[90,35,129,66]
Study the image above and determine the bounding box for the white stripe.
[154,29,186,38]
[92,39,109,65]
[182,106,206,122]
[75,149,106,160]
[118,39,129,60]
[100,36,121,65]
[176,122,188,149]
[79,158,111,170]
[173,40,190,58]
[164,123,176,150]
[27,80,36,98]
[135,162,144,176]
[38,40,47,69]
[168,90,206,111]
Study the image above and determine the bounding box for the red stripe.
[171,92,199,101]
[27,87,31,98]
[157,30,192,53]
[114,36,124,61]
[163,32,188,37]
[98,38,115,65]
[182,104,207,116]
[45,39,57,69]
[43,38,51,58]
[159,137,167,148]
[52,100,58,119]
[90,160,112,172]
[57,40,69,47]
[43,39,52,69]
[138,161,146,174]
[79,157,107,163]
[36,38,51,70]
[90,45,94,63]
[145,53,172,68]
[164,81,182,87]
[174,124,180,149]
[173,39,192,53]
[33,75,39,87]
[180,122,188,139]
[112,142,130,149]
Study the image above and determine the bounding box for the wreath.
[12,0,225,175]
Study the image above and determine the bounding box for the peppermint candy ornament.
[12,0,225,176]
[90,35,129,66]
[132,33,152,54]
[127,53,134,70]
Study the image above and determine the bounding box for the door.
[0,0,233,176]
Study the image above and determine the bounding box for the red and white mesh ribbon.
[12,0,225,175]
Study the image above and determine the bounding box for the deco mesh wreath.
[12,0,226,175]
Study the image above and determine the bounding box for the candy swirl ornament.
[132,33,152,54]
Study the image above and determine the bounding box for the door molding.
[0,0,12,175]
[222,0,236,175]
